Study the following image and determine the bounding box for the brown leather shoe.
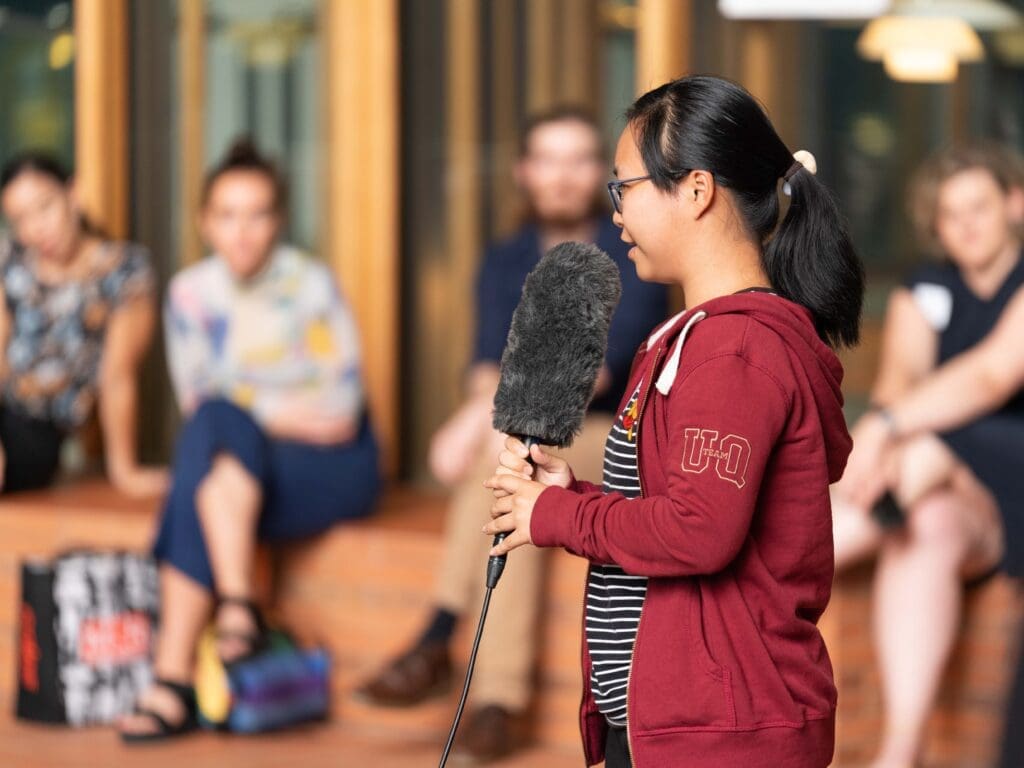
[354,640,453,707]
[451,705,529,764]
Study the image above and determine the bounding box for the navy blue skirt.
[153,398,381,589]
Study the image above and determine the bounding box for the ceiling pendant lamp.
[858,14,982,82]
[856,0,1019,82]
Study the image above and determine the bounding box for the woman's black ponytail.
[627,76,864,348]
[764,168,864,348]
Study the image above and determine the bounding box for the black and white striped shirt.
[585,382,648,727]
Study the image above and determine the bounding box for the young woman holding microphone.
[484,75,864,768]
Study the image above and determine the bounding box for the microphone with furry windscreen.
[437,241,621,768]
[488,240,623,586]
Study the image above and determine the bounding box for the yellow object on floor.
[194,627,230,725]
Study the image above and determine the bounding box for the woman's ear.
[686,170,715,219]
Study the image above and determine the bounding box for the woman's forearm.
[99,368,142,478]
[888,347,1016,437]
[888,288,1024,437]
[99,299,157,478]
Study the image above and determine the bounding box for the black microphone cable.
[438,437,538,768]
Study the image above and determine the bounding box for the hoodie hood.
[653,291,852,483]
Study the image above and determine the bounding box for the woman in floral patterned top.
[0,152,166,497]
[119,141,380,742]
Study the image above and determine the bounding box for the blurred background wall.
[3,0,1024,484]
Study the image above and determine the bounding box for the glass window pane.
[0,1,75,171]
[203,0,321,250]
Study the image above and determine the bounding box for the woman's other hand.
[482,472,548,556]
[489,436,572,498]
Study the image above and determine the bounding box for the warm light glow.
[884,48,958,81]
[858,16,983,61]
[857,14,984,82]
[48,32,74,70]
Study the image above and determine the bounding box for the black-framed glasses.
[606,175,651,214]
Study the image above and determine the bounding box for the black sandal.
[120,678,198,744]
[214,595,269,664]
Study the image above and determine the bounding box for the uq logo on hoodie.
[681,428,751,488]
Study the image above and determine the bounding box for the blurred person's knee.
[901,492,981,573]
[831,488,887,570]
[196,454,261,518]
[901,463,1004,577]
[907,493,964,545]
[894,433,958,505]
[174,398,268,482]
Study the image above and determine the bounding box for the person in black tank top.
[832,144,1024,768]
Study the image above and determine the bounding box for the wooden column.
[635,0,693,314]
[737,22,802,142]
[527,0,558,112]
[443,0,482,405]
[178,0,205,266]
[740,22,775,108]
[635,0,692,94]
[74,0,129,238]
[490,0,520,237]
[323,0,400,473]
[560,0,597,106]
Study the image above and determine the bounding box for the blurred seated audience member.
[119,139,380,742]
[357,107,669,763]
[0,152,165,497]
[832,144,1024,768]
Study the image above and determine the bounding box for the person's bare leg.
[196,454,262,661]
[870,492,969,768]
[118,565,212,735]
[832,492,885,570]
[870,439,1002,768]
[834,433,962,573]
[893,434,959,510]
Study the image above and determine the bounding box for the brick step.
[3,481,1021,765]
[0,481,588,752]
[822,561,1023,768]
[273,521,587,749]
[0,715,582,768]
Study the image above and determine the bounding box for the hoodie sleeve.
[531,351,790,577]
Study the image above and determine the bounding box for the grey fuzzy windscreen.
[492,241,622,447]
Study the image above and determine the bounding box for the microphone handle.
[485,435,539,588]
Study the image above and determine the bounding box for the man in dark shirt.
[358,107,668,762]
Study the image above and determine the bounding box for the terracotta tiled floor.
[0,714,585,768]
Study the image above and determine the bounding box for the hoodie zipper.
[622,345,664,765]
[579,563,593,767]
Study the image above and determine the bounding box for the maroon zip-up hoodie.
[531,292,852,768]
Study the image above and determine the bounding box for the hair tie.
[783,149,817,196]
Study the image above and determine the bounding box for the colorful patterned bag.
[16,551,159,725]
[195,627,331,733]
